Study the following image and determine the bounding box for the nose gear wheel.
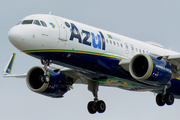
[40,59,50,83]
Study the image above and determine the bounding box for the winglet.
[3,53,16,75]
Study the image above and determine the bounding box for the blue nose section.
[8,26,25,50]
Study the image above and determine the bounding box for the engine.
[26,66,69,98]
[129,54,172,85]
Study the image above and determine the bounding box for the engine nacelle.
[129,54,172,85]
[26,66,69,98]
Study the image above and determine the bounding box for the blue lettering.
[82,30,91,46]
[91,33,101,49]
[69,23,106,50]
[99,31,106,50]
[69,23,82,43]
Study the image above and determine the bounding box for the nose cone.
[8,26,26,50]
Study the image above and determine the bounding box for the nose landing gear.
[40,59,50,83]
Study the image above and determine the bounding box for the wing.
[2,53,90,85]
[3,53,27,78]
[119,54,180,78]
[3,53,16,75]
[168,55,180,77]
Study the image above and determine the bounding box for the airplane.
[3,14,180,114]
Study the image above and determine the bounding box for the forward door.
[54,17,67,41]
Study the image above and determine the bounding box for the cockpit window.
[17,21,22,25]
[33,20,41,26]
[40,21,47,27]
[21,19,47,28]
[22,20,33,24]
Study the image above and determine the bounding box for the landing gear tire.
[41,59,49,66]
[87,100,106,114]
[156,94,165,106]
[96,100,106,113]
[87,81,106,114]
[87,101,96,114]
[39,75,50,83]
[43,75,50,83]
[156,93,174,106]
[165,93,174,105]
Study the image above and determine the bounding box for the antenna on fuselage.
[49,11,51,15]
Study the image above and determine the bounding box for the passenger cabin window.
[22,20,33,24]
[136,48,138,52]
[110,40,112,44]
[126,44,128,49]
[113,41,116,45]
[125,43,129,54]
[131,46,134,51]
[33,20,41,26]
[106,39,108,43]
[121,43,123,47]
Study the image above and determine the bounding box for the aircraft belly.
[97,77,155,91]
[24,49,160,91]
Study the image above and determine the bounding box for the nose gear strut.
[40,59,50,83]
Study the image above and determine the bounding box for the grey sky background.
[1,0,180,120]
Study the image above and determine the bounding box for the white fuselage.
[8,14,180,61]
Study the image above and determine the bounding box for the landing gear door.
[54,17,67,41]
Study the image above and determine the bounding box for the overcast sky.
[1,0,180,120]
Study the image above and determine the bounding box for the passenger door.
[54,18,67,41]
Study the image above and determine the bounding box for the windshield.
[17,21,22,25]
[22,20,33,24]
[33,20,41,26]
[21,19,47,27]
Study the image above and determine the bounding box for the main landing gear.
[40,59,50,83]
[87,80,106,114]
[156,86,174,106]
